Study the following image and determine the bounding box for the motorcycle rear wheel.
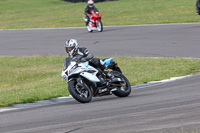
[111,72,131,97]
[68,79,92,103]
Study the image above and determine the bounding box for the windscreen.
[64,57,72,68]
[92,9,99,14]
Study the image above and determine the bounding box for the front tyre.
[68,79,92,103]
[97,20,103,32]
[112,72,131,97]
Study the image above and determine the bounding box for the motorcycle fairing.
[80,72,100,82]
[67,61,100,82]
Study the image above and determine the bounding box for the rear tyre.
[68,79,92,103]
[111,72,131,97]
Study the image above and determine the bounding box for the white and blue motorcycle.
[61,57,131,103]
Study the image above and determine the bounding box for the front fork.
[76,77,96,96]
[95,19,101,27]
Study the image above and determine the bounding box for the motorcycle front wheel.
[68,79,92,103]
[97,20,103,32]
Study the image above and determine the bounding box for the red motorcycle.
[84,9,103,32]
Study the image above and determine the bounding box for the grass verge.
[0,0,199,29]
[0,56,200,107]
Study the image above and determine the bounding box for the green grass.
[0,56,200,107]
[0,0,199,29]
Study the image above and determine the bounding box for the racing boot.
[85,22,89,26]
[84,15,89,26]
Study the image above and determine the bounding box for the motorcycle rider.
[84,0,98,26]
[62,39,107,85]
[196,0,200,15]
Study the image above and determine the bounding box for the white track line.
[0,23,200,31]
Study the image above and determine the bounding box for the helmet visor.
[89,4,93,8]
[65,46,75,53]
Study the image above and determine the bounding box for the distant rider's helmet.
[88,0,94,8]
[65,39,78,56]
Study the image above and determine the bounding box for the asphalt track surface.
[0,24,200,133]
[0,23,200,58]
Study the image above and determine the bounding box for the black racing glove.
[80,58,87,62]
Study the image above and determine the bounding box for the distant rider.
[196,0,200,15]
[62,39,107,85]
[84,0,98,26]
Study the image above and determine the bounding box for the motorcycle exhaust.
[109,78,125,86]
[110,78,123,83]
